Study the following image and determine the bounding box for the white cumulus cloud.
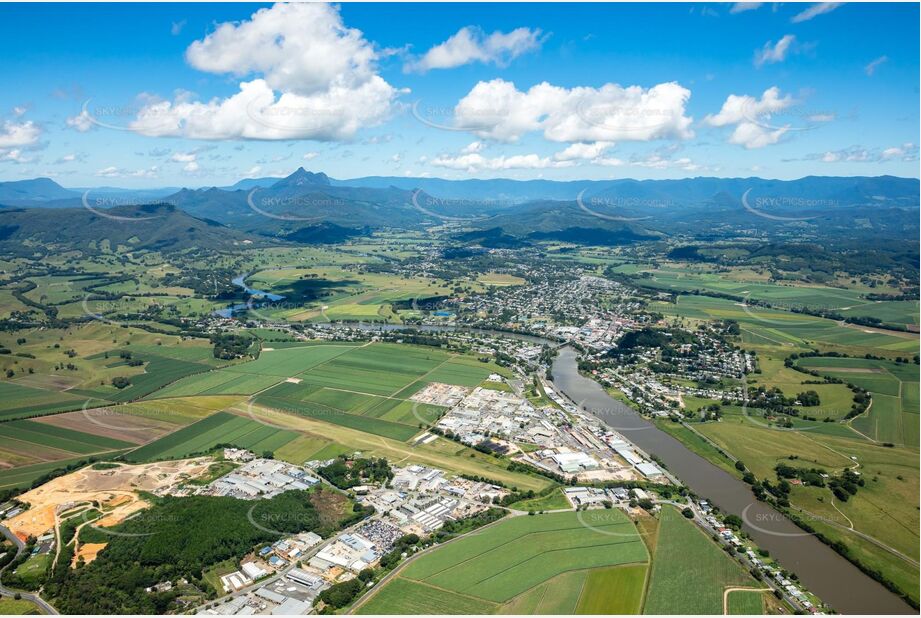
[66,110,94,132]
[131,3,401,141]
[452,79,693,143]
[430,152,574,172]
[704,87,794,149]
[406,26,543,73]
[0,120,41,148]
[553,141,612,161]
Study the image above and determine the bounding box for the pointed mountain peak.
[272,167,331,188]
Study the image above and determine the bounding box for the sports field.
[358,511,649,614]
[123,411,298,462]
[643,507,757,614]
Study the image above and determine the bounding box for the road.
[684,502,809,613]
[191,514,372,613]
[0,524,58,615]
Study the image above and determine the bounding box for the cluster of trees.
[44,489,350,614]
[318,576,367,610]
[111,376,131,389]
[609,327,696,357]
[746,386,821,412]
[774,463,861,501]
[434,507,505,541]
[827,469,864,502]
[210,333,254,360]
[506,460,570,485]
[775,463,827,488]
[318,456,393,490]
[377,533,421,569]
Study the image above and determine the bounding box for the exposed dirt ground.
[72,542,107,566]
[5,458,212,540]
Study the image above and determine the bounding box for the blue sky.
[0,2,917,187]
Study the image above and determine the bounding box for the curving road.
[0,525,58,614]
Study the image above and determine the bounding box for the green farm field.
[643,506,758,614]
[0,382,88,421]
[0,418,133,455]
[228,342,497,441]
[122,411,298,462]
[151,343,362,397]
[358,511,649,613]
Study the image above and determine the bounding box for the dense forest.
[43,488,360,614]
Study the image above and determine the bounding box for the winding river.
[551,346,912,614]
[237,309,912,612]
[213,274,286,318]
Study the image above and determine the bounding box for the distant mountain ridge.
[0,177,79,203]
[1,170,917,244]
[4,170,916,208]
[0,203,255,255]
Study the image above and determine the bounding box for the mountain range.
[0,169,917,250]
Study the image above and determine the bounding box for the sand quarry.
[5,458,212,542]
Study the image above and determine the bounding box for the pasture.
[0,323,221,400]
[691,416,919,603]
[643,506,757,614]
[244,266,467,323]
[635,268,917,329]
[82,349,216,402]
[0,598,40,614]
[795,357,919,447]
[653,295,918,356]
[360,511,649,613]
